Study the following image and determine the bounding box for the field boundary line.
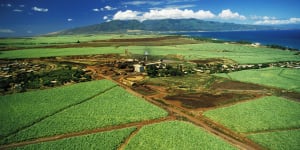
[118,126,142,150]
[0,116,174,149]
[101,74,264,150]
[278,68,300,81]
[244,127,300,135]
[1,85,118,141]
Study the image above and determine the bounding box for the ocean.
[175,30,300,50]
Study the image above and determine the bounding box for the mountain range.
[57,19,274,35]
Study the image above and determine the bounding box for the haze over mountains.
[57,19,273,35]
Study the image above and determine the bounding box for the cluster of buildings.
[0,61,46,78]
[195,61,300,74]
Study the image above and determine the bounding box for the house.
[251,42,261,47]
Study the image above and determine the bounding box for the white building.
[133,64,145,72]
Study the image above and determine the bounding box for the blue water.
[176,30,300,50]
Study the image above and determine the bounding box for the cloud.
[254,18,300,25]
[113,10,141,20]
[165,4,196,9]
[32,6,48,12]
[103,16,108,20]
[13,9,23,12]
[166,0,198,4]
[19,5,25,8]
[123,1,162,6]
[113,8,215,21]
[101,5,116,11]
[0,29,14,33]
[105,6,115,10]
[218,9,246,20]
[1,3,12,7]
[144,9,215,20]
[251,15,276,20]
[67,18,73,22]
[92,8,100,12]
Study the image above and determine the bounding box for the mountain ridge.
[57,19,273,35]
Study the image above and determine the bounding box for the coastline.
[169,29,300,50]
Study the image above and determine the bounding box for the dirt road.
[1,66,264,150]
[95,71,264,150]
[0,117,175,150]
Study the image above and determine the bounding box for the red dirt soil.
[211,80,266,90]
[164,92,256,108]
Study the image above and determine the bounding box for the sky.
[0,0,300,37]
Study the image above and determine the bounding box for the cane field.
[1,34,300,149]
[0,34,161,48]
[216,67,300,92]
[204,96,300,133]
[1,86,167,144]
[247,130,300,150]
[1,36,299,64]
[204,96,300,149]
[125,121,237,150]
[0,79,117,138]
[13,127,136,150]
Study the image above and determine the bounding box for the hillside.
[58,19,272,34]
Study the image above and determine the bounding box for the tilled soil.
[211,80,266,90]
[165,92,256,108]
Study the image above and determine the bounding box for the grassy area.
[13,127,136,150]
[247,130,300,150]
[0,47,121,59]
[204,96,300,133]
[125,121,237,150]
[1,42,299,64]
[1,86,167,144]
[125,43,300,64]
[146,74,210,91]
[0,79,117,138]
[216,67,300,92]
[0,34,161,48]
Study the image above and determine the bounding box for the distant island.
[57,19,273,35]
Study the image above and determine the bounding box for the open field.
[1,34,300,149]
[0,34,162,49]
[145,74,210,91]
[204,96,300,133]
[0,47,119,59]
[1,37,299,64]
[0,79,117,138]
[125,121,237,150]
[13,127,136,150]
[247,129,300,150]
[1,86,167,144]
[216,67,300,92]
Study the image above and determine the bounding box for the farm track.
[94,71,265,150]
[0,116,175,150]
[147,98,264,150]
[2,66,267,149]
[278,68,300,81]
[244,127,300,135]
[1,84,118,141]
[118,126,141,150]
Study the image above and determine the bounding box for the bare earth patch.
[165,92,256,109]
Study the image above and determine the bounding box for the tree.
[146,65,158,77]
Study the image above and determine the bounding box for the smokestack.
[144,51,149,62]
